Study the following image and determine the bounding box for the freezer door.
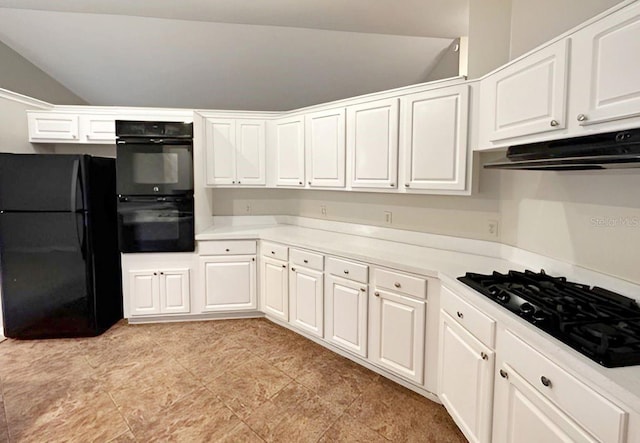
[0,154,86,212]
[0,211,96,338]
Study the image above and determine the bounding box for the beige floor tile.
[346,377,466,442]
[318,414,389,442]
[107,429,136,442]
[175,335,253,383]
[207,355,292,419]
[134,387,242,442]
[217,422,265,442]
[245,381,340,442]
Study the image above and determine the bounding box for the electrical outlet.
[321,205,327,216]
[488,220,499,239]
[384,211,392,225]
[245,203,252,214]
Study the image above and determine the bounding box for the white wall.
[0,41,85,105]
[466,0,512,78]
[0,95,51,153]
[509,0,624,58]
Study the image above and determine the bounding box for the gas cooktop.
[458,270,640,368]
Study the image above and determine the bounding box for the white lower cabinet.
[129,268,190,316]
[289,265,323,337]
[324,274,368,357]
[438,311,494,443]
[369,287,426,384]
[200,255,257,312]
[261,255,289,321]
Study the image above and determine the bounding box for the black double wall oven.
[115,121,195,253]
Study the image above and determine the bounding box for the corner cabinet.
[347,98,399,189]
[399,84,469,193]
[198,240,258,312]
[204,117,266,186]
[274,115,306,187]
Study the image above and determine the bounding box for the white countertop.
[197,220,640,416]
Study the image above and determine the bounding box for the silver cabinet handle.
[225,248,230,252]
[457,311,464,319]
[232,181,236,184]
[298,181,303,185]
[404,183,410,188]
[271,251,275,254]
[360,288,366,292]
[390,183,395,187]
[344,270,349,275]
[238,181,241,184]
[160,272,164,275]
[499,369,508,379]
[303,259,308,263]
[153,272,157,276]
[550,119,559,127]
[394,282,401,288]
[480,352,488,360]
[577,114,587,122]
[291,267,296,272]
[281,264,286,268]
[308,181,311,185]
[252,257,255,261]
[540,376,552,388]
[374,291,380,297]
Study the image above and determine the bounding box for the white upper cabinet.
[570,1,640,129]
[80,115,116,143]
[347,98,399,189]
[481,39,569,142]
[204,117,265,186]
[274,115,306,187]
[305,108,346,188]
[400,84,469,193]
[28,113,79,142]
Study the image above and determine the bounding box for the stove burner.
[458,270,640,368]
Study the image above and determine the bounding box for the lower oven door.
[117,195,194,253]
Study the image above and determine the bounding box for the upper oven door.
[116,140,193,195]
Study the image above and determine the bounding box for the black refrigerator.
[0,154,123,339]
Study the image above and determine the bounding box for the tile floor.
[0,318,466,442]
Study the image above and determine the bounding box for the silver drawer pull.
[480,352,488,360]
[374,292,380,297]
[271,251,275,254]
[394,282,401,288]
[457,311,464,319]
[499,369,508,379]
[577,113,587,122]
[360,288,366,292]
[291,267,296,272]
[303,259,309,263]
[540,376,552,388]
[225,248,230,252]
[344,270,349,274]
[550,119,559,127]
[281,264,286,268]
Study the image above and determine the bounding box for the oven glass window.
[132,153,179,184]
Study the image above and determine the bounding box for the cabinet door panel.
[28,113,79,141]
[348,98,399,189]
[236,119,266,185]
[485,40,569,141]
[201,256,256,312]
[493,366,598,443]
[401,84,469,191]
[129,270,160,316]
[82,115,116,143]
[438,312,494,443]
[261,256,289,321]
[325,275,368,357]
[572,1,640,127]
[369,289,425,384]
[274,116,305,186]
[289,267,323,337]
[306,108,346,188]
[205,118,236,185]
[160,269,190,314]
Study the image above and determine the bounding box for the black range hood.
[484,128,640,170]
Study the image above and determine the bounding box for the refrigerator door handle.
[70,159,80,213]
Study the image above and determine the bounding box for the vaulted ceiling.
[0,1,469,110]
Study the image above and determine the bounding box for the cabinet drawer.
[326,257,368,283]
[261,241,289,261]
[199,240,256,256]
[502,330,627,443]
[290,248,324,271]
[441,286,496,347]
[374,268,427,300]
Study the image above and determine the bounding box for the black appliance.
[458,270,640,368]
[117,194,194,253]
[0,154,122,339]
[115,121,195,253]
[115,120,193,195]
[483,128,640,170]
